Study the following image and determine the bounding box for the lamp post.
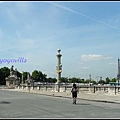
[89,74,91,86]
[117,58,120,85]
[22,71,24,85]
[21,71,24,89]
[96,76,99,85]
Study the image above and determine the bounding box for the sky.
[0,1,120,81]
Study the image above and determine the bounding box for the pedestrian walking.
[71,83,78,104]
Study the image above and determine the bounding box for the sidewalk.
[3,88,120,104]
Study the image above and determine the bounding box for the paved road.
[0,90,120,118]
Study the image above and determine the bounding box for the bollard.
[28,86,30,93]
[94,86,95,93]
[115,85,116,95]
[104,87,105,91]
[77,86,79,93]
[118,86,119,92]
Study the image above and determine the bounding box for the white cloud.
[50,2,120,30]
[108,62,117,66]
[80,54,113,61]
[83,67,89,69]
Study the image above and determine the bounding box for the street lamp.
[96,76,99,85]
[22,71,24,85]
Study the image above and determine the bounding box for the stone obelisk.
[117,58,120,85]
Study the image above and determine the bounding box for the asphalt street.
[0,90,120,119]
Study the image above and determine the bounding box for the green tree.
[84,79,91,84]
[0,67,10,85]
[31,70,39,82]
[42,73,47,82]
[47,77,57,83]
[71,77,79,83]
[16,70,22,82]
[68,78,72,83]
[31,70,47,82]
[105,77,111,84]
[80,79,85,83]
[60,77,68,83]
[23,71,30,83]
[91,80,97,84]
[111,78,116,82]
[98,80,105,84]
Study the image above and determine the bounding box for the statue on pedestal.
[5,65,20,87]
[10,65,14,76]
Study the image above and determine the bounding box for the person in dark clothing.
[71,83,78,104]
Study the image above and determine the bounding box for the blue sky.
[0,1,120,81]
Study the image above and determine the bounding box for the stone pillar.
[55,49,62,92]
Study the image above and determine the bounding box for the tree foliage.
[105,77,111,84]
[0,67,10,85]
[23,71,30,83]
[60,77,68,83]
[47,77,57,83]
[0,66,118,85]
[31,70,47,82]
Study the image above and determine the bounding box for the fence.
[15,83,120,95]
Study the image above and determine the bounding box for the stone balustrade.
[15,84,120,95]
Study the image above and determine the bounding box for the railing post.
[94,86,95,93]
[104,87,105,91]
[28,85,30,93]
[77,85,79,93]
[115,85,116,95]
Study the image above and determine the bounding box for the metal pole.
[22,71,24,86]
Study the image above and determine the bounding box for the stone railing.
[15,84,120,95]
